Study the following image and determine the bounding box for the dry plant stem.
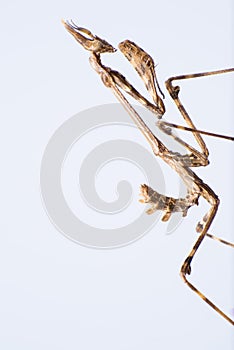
[62,20,234,326]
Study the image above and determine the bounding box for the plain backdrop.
[1,1,234,349]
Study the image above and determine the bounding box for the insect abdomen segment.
[139,184,198,221]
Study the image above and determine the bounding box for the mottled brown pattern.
[62,20,234,326]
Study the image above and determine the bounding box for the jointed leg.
[118,40,165,115]
[159,121,234,142]
[181,274,234,325]
[165,68,234,160]
[157,118,233,167]
[205,232,234,248]
[181,197,234,325]
[108,69,163,117]
[157,120,209,167]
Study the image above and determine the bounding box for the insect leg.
[180,192,234,325]
[165,68,234,159]
[204,233,234,248]
[159,121,234,141]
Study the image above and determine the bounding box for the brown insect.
[62,19,234,325]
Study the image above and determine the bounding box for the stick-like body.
[62,20,234,326]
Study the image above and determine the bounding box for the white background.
[1,0,234,349]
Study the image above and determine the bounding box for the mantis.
[62,19,234,325]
